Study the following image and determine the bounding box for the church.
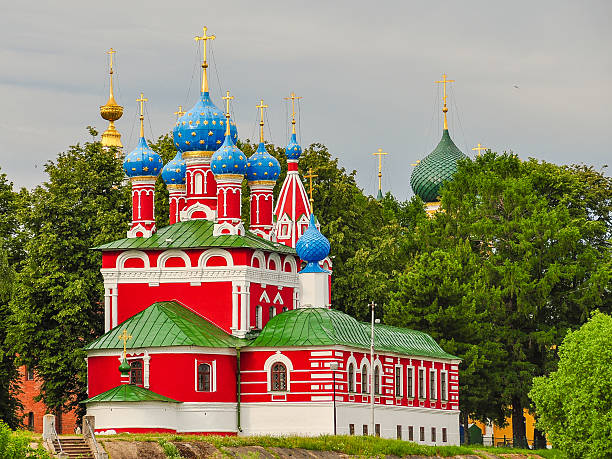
[83,27,463,445]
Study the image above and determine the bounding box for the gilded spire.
[222,90,234,136]
[256,99,268,143]
[194,26,216,94]
[284,92,302,135]
[435,73,454,130]
[373,148,388,197]
[100,48,124,151]
[136,93,148,138]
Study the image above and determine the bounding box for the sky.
[1,1,610,199]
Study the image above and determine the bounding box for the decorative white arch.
[373,358,383,395]
[267,253,282,272]
[180,202,216,221]
[263,352,294,392]
[157,249,191,269]
[346,353,358,392]
[359,356,371,393]
[117,250,150,269]
[198,248,234,268]
[282,256,298,274]
[251,250,265,269]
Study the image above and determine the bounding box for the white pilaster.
[231,283,240,333]
[111,287,118,328]
[104,288,111,332]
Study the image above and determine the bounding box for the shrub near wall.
[0,422,51,459]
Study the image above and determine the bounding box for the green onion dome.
[119,358,131,375]
[410,129,467,203]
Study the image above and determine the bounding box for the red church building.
[83,28,461,444]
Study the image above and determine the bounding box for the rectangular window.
[431,427,437,442]
[129,360,144,386]
[442,428,447,442]
[408,426,414,441]
[430,369,436,400]
[363,424,368,436]
[256,306,262,329]
[361,366,368,394]
[419,426,425,442]
[349,424,355,435]
[396,425,402,440]
[269,306,275,320]
[441,371,447,401]
[395,365,402,397]
[197,363,212,392]
[25,366,34,381]
[375,424,380,437]
[418,368,425,398]
[407,367,414,397]
[27,412,34,430]
[282,306,288,312]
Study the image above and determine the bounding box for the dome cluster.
[295,214,330,273]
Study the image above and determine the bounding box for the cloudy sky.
[1,1,610,199]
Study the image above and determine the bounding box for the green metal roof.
[250,308,458,360]
[85,301,245,351]
[83,384,179,404]
[94,219,296,254]
[410,129,467,203]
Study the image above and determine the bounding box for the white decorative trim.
[249,228,271,240]
[267,253,281,271]
[158,249,191,268]
[273,292,284,305]
[180,202,216,221]
[127,224,155,239]
[213,221,245,236]
[116,250,151,269]
[259,291,271,303]
[283,256,298,274]
[264,352,294,392]
[194,359,217,392]
[251,250,265,268]
[198,248,234,268]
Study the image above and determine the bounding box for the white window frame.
[297,214,309,238]
[264,353,293,393]
[418,368,425,399]
[394,364,403,397]
[278,215,292,238]
[429,368,437,400]
[440,370,448,401]
[360,359,370,394]
[407,365,415,398]
[194,359,216,392]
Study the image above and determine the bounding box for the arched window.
[374,366,380,395]
[361,366,368,394]
[348,363,355,392]
[130,360,143,385]
[197,363,211,392]
[271,362,287,391]
[194,173,203,194]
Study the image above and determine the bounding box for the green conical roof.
[82,384,180,404]
[410,129,467,203]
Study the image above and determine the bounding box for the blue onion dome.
[286,132,302,160]
[210,133,247,176]
[161,151,186,185]
[296,214,331,273]
[246,142,281,182]
[173,92,238,155]
[123,136,163,178]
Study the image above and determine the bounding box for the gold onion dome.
[100,95,123,122]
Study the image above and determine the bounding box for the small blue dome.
[123,136,163,178]
[173,92,238,153]
[210,133,247,176]
[286,132,302,160]
[296,214,330,273]
[246,142,281,182]
[161,151,186,185]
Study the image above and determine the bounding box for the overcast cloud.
[1,0,610,199]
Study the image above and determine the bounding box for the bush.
[0,422,51,458]
[530,311,612,459]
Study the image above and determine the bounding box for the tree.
[6,138,131,417]
[530,311,612,458]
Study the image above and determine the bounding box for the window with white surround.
[374,366,380,395]
[418,368,425,398]
[271,362,287,391]
[348,363,355,392]
[256,305,263,329]
[441,370,447,401]
[278,215,292,238]
[361,365,368,394]
[264,353,293,392]
[407,366,414,398]
[297,215,309,238]
[195,360,216,392]
[194,173,203,194]
[395,365,402,397]
[430,368,437,400]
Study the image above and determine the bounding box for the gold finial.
[435,73,454,130]
[100,48,124,151]
[194,26,216,94]
[284,92,302,134]
[472,143,487,157]
[107,48,117,102]
[136,93,148,138]
[373,148,388,193]
[118,329,132,360]
[304,167,318,212]
[174,105,185,118]
[256,99,269,143]
[410,159,421,167]
[222,90,234,136]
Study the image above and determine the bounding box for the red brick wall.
[16,365,78,434]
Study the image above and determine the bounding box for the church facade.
[84,28,461,445]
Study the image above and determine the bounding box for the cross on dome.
[435,73,454,129]
[472,143,487,156]
[194,26,216,93]
[304,168,318,212]
[284,92,302,134]
[256,99,268,143]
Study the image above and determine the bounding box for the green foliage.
[6,140,131,416]
[0,422,51,458]
[158,438,183,458]
[530,311,612,459]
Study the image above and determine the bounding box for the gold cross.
[472,143,487,157]
[136,93,148,137]
[435,73,454,129]
[194,26,216,93]
[284,92,302,134]
[222,90,234,135]
[411,159,421,167]
[372,148,388,193]
[174,105,185,118]
[304,168,318,212]
[107,48,116,73]
[256,99,268,143]
[118,329,132,359]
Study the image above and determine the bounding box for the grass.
[97,433,566,458]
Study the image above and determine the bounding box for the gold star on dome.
[220,120,224,125]
[212,120,216,125]
[178,133,182,137]
[216,140,221,144]
[204,120,208,125]
[191,132,196,136]
[186,141,191,145]
[200,140,205,144]
[143,166,149,171]
[268,162,273,166]
[217,155,222,160]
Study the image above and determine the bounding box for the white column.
[143,352,151,388]
[231,283,240,333]
[240,283,250,335]
[111,287,118,328]
[104,287,111,332]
